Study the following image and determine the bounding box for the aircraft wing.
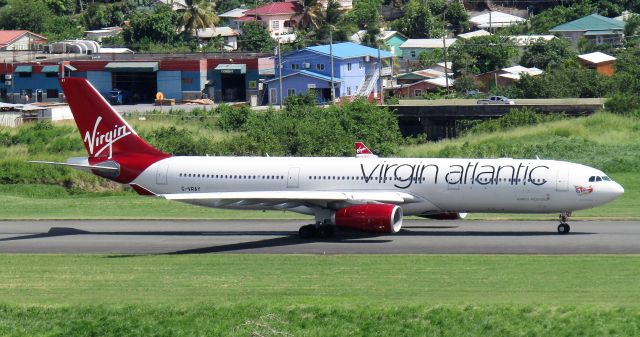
[161,190,421,208]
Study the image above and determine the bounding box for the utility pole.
[377,43,383,105]
[443,7,449,90]
[329,28,335,103]
[278,41,283,109]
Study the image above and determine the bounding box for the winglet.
[355,142,377,158]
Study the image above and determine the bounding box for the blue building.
[265,42,393,105]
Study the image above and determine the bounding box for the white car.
[477,96,515,105]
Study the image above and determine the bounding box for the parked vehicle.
[106,89,131,105]
[477,96,515,105]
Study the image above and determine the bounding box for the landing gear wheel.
[299,224,317,239]
[557,223,570,234]
[317,224,335,238]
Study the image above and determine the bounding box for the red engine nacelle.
[332,204,403,233]
[419,212,468,220]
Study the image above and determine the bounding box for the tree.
[449,35,518,75]
[44,16,84,41]
[0,0,53,33]
[391,0,442,38]
[501,3,594,35]
[520,38,576,70]
[123,4,181,48]
[239,21,276,52]
[624,14,640,46]
[443,2,469,34]
[180,0,219,40]
[453,72,479,94]
[296,0,324,31]
[418,49,443,68]
[217,0,241,15]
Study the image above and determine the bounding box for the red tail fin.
[59,78,167,159]
[60,78,169,184]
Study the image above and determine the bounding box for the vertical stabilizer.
[59,78,167,159]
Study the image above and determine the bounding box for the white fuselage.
[131,156,624,216]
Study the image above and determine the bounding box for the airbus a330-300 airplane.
[34,78,624,238]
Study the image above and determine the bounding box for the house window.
[347,87,351,95]
[316,63,325,70]
[347,63,352,71]
[291,63,300,70]
[271,20,280,30]
[410,50,416,58]
[415,89,422,97]
[46,89,59,98]
[287,88,296,97]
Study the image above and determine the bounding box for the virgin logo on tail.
[84,116,132,159]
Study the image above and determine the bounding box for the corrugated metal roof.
[304,42,392,59]
[578,52,616,64]
[219,8,248,18]
[215,64,246,74]
[470,11,525,28]
[264,70,343,83]
[245,2,298,15]
[14,65,32,72]
[550,14,624,32]
[457,29,491,39]
[41,65,59,72]
[400,39,457,49]
[104,62,158,72]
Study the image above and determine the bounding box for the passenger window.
[588,176,595,182]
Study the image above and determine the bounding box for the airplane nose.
[613,182,625,197]
[603,182,625,201]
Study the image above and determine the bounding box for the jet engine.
[332,204,403,233]
[419,212,468,220]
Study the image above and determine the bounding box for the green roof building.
[550,14,625,45]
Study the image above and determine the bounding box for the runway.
[0,220,638,254]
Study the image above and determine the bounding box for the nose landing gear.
[557,212,571,234]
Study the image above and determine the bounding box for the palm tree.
[181,0,220,40]
[296,0,325,31]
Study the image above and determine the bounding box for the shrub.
[467,108,565,134]
[215,104,251,131]
[605,93,640,115]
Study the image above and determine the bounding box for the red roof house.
[0,30,47,50]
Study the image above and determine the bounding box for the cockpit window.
[596,176,602,182]
[602,176,611,181]
[589,176,595,182]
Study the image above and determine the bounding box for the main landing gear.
[299,223,334,239]
[557,212,571,234]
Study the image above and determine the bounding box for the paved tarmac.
[0,220,638,254]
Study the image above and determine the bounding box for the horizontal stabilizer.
[28,160,119,171]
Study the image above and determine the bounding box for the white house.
[400,39,457,61]
[470,11,525,30]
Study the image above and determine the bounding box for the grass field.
[0,254,639,336]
